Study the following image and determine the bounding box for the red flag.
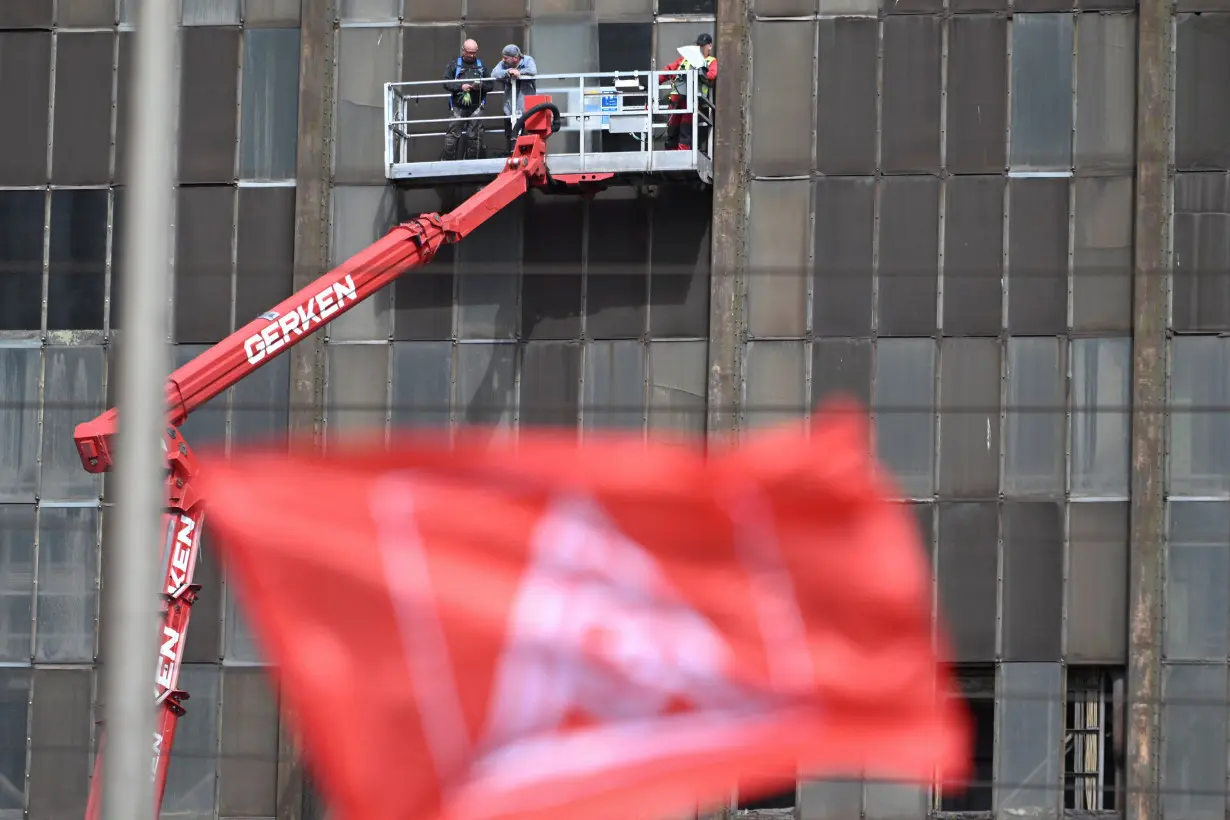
[197,403,970,820]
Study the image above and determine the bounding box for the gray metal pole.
[101,0,178,818]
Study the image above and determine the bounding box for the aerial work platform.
[384,67,714,187]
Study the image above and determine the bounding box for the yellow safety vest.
[674,55,716,98]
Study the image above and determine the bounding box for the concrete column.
[1126,0,1171,816]
[705,0,752,446]
[278,0,337,818]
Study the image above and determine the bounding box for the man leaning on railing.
[441,38,495,161]
[491,44,538,158]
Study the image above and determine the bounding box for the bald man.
[441,39,494,161]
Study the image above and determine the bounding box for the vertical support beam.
[706,0,752,445]
[1127,0,1171,816]
[703,0,751,814]
[277,0,337,818]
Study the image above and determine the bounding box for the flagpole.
[102,0,178,817]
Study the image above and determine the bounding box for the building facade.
[0,0,1226,818]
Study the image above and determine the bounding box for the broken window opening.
[935,667,996,812]
[1064,667,1121,811]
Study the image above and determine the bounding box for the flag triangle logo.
[470,495,771,790]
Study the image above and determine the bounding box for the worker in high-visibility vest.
[658,33,718,151]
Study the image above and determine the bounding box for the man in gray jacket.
[491,44,538,156]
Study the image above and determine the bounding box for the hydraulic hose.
[510,101,563,140]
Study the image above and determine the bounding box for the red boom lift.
[75,99,610,819]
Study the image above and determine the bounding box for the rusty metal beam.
[705,0,751,445]
[1126,0,1171,816]
[278,0,337,818]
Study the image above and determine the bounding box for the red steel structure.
[74,99,610,819]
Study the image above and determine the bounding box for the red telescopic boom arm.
[77,98,610,820]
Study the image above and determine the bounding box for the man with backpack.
[441,39,494,161]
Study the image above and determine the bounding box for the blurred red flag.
[196,403,970,820]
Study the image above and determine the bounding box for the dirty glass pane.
[394,186,454,340]
[522,192,583,341]
[812,338,872,408]
[1174,14,1230,171]
[1009,14,1075,171]
[800,779,863,820]
[174,345,228,450]
[231,346,290,450]
[747,180,810,338]
[340,0,401,19]
[583,340,644,432]
[1004,337,1065,497]
[0,505,35,661]
[873,338,936,498]
[655,22,703,73]
[27,668,91,818]
[881,16,942,174]
[0,32,51,186]
[240,28,301,181]
[878,176,939,335]
[1169,336,1230,496]
[224,571,263,664]
[179,27,240,184]
[456,343,515,435]
[0,189,45,332]
[48,188,108,331]
[161,664,220,820]
[1067,502,1128,662]
[330,186,397,340]
[1165,501,1230,661]
[35,506,98,663]
[0,668,31,813]
[58,0,117,26]
[521,341,581,430]
[53,32,114,186]
[1161,664,1229,820]
[946,15,1007,173]
[649,186,711,339]
[944,176,1004,335]
[647,341,706,436]
[938,338,1000,499]
[1073,176,1132,332]
[995,662,1062,818]
[530,22,599,156]
[0,346,41,502]
[749,21,814,176]
[938,503,998,662]
[865,782,926,820]
[816,19,877,173]
[457,198,520,341]
[1074,13,1136,170]
[244,0,302,24]
[1173,172,1230,332]
[174,185,236,344]
[745,341,807,430]
[1001,501,1064,661]
[183,0,240,24]
[335,27,399,183]
[587,190,649,340]
[391,341,452,429]
[1070,338,1130,497]
[40,347,105,502]
[813,177,874,336]
[1008,178,1068,335]
[325,343,390,445]
[218,668,279,816]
